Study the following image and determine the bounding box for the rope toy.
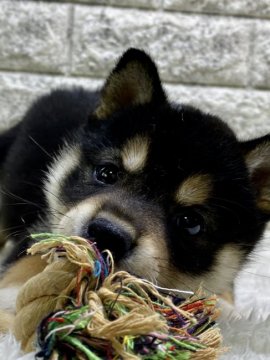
[13,233,223,359]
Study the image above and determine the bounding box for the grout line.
[15,0,270,22]
[163,8,270,22]
[66,3,75,76]
[246,19,256,89]
[1,70,270,94]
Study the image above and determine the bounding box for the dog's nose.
[86,218,133,261]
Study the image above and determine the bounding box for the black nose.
[85,218,133,261]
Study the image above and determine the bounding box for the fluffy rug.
[0,230,270,360]
[220,228,270,359]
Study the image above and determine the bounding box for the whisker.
[28,135,54,160]
[0,187,44,211]
[0,225,23,234]
[210,196,255,215]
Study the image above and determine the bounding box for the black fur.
[0,49,269,292]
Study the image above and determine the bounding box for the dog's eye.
[94,164,120,185]
[175,212,204,236]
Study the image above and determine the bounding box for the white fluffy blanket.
[220,229,270,359]
[1,230,270,360]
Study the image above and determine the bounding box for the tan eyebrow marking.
[175,174,212,206]
[121,135,150,173]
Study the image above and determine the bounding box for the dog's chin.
[117,243,244,296]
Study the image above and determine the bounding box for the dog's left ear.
[95,48,166,119]
[241,135,270,216]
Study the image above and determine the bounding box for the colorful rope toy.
[13,233,223,359]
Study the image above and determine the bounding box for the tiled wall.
[1,0,270,138]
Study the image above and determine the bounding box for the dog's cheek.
[206,244,245,292]
[44,143,82,219]
[51,197,105,235]
[119,232,169,282]
[161,244,245,294]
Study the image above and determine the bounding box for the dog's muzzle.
[84,218,134,261]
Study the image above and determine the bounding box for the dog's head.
[44,49,270,294]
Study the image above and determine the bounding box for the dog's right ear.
[94,48,166,119]
[241,134,270,218]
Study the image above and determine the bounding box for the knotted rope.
[13,233,223,359]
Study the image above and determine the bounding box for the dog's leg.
[0,255,46,333]
[0,310,15,333]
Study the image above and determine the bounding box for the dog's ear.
[241,135,270,216]
[95,48,166,119]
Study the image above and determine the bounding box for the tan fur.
[0,255,46,288]
[52,194,138,245]
[50,193,169,286]
[44,143,81,217]
[245,143,270,173]
[159,244,244,294]
[95,62,153,119]
[245,143,270,212]
[31,188,242,298]
[175,174,212,206]
[52,196,105,235]
[220,291,234,304]
[119,231,168,285]
[0,310,14,333]
[121,235,243,295]
[47,190,243,294]
[121,135,150,173]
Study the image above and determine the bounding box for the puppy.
[0,48,269,322]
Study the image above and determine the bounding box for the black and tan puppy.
[0,49,270,318]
